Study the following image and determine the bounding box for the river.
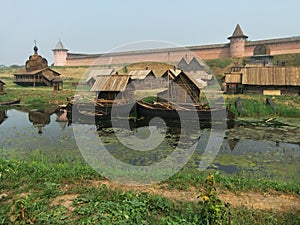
[0,109,299,182]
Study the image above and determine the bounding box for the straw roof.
[241,67,300,86]
[90,75,131,92]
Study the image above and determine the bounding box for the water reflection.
[0,109,77,158]
[0,109,299,181]
[28,110,51,134]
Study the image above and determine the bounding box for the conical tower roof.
[228,24,248,39]
[52,40,68,51]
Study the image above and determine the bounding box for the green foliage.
[206,58,233,69]
[123,66,128,73]
[272,53,300,66]
[141,96,157,103]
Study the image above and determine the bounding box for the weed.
[199,174,230,225]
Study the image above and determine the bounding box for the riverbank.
[1,66,300,116]
[1,81,300,120]
[0,157,299,224]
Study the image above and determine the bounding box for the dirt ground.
[51,180,300,213]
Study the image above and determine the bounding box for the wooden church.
[14,44,63,90]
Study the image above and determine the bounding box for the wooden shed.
[224,72,243,94]
[128,70,157,89]
[161,70,208,88]
[158,71,201,103]
[90,75,134,103]
[241,67,300,95]
[86,68,115,86]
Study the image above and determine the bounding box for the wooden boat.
[136,100,234,121]
[66,101,136,118]
[0,99,20,106]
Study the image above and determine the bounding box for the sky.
[1,0,300,66]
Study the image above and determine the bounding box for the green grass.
[164,168,300,194]
[206,58,234,70]
[0,157,299,224]
[272,53,300,66]
[0,81,76,110]
[225,94,300,118]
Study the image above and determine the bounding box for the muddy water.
[0,109,299,181]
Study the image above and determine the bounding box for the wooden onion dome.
[25,45,48,72]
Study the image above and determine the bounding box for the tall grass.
[226,94,300,117]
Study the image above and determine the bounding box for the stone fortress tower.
[52,40,68,66]
[228,24,248,57]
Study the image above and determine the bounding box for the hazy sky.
[1,0,299,66]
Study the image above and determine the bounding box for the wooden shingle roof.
[185,72,207,88]
[188,71,212,81]
[14,68,60,76]
[86,68,115,82]
[174,71,206,90]
[241,67,300,86]
[225,73,242,83]
[90,75,131,92]
[128,70,155,80]
[161,69,181,79]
